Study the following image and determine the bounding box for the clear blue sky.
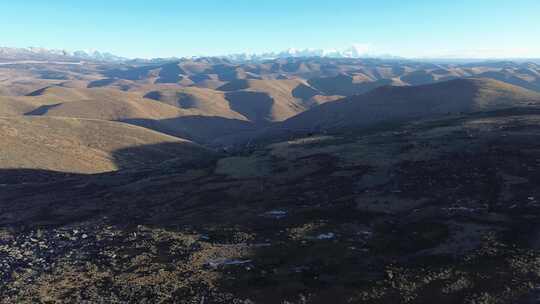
[1,0,539,59]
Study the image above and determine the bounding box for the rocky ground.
[2,109,540,303]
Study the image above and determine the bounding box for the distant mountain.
[221,45,403,62]
[0,46,127,62]
[71,50,126,62]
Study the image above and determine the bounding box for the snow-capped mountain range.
[221,44,392,61]
[0,47,127,62]
[0,45,399,63]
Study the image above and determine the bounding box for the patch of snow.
[316,233,336,240]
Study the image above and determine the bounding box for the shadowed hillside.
[2,108,540,302]
[308,74,397,96]
[278,78,540,132]
[217,79,337,122]
[122,115,259,145]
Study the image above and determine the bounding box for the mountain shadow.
[0,168,81,185]
[308,74,394,96]
[155,62,186,84]
[224,91,275,124]
[292,83,320,100]
[24,103,62,115]
[103,65,157,80]
[401,70,437,85]
[111,141,217,170]
[217,79,250,92]
[0,116,211,174]
[121,115,260,145]
[211,64,242,81]
[26,86,53,96]
[87,78,117,88]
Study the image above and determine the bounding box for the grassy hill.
[217,78,338,123]
[22,86,195,120]
[4,77,538,146]
[0,116,211,173]
[144,87,248,120]
[0,81,337,143]
[0,96,44,116]
[279,78,540,132]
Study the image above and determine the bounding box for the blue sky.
[1,0,539,59]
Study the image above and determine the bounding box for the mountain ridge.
[276,78,540,132]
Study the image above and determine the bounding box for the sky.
[1,0,539,59]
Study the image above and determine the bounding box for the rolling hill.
[143,87,247,120]
[22,86,193,120]
[0,116,211,174]
[2,58,540,147]
[0,96,45,116]
[1,84,261,144]
[216,78,339,123]
[278,78,540,132]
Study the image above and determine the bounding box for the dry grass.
[0,116,209,173]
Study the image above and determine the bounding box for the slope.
[0,116,211,174]
[24,86,193,120]
[3,108,540,302]
[279,78,540,131]
[217,78,339,123]
[143,87,247,120]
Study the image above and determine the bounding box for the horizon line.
[2,45,540,62]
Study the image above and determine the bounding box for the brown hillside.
[0,116,211,173]
[21,86,195,120]
[218,79,336,122]
[143,87,247,120]
[280,78,540,131]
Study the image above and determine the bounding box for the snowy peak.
[222,44,376,62]
[0,46,127,62]
[71,50,126,62]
